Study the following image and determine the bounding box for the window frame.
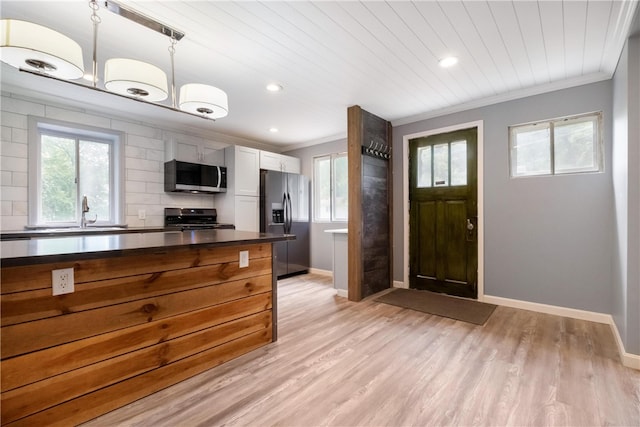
[28,117,125,227]
[313,152,348,223]
[508,111,603,178]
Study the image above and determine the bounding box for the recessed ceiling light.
[266,83,283,92]
[439,56,458,68]
[269,127,279,133]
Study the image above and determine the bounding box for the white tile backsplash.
[1,186,27,201]
[125,192,161,205]
[1,156,28,173]
[147,148,164,162]
[1,126,12,142]
[0,112,28,129]
[1,200,12,216]
[12,201,27,216]
[1,141,28,158]
[0,96,45,116]
[12,172,28,187]
[44,105,111,128]
[128,158,161,172]
[126,169,163,183]
[125,145,146,159]
[125,180,146,193]
[111,119,163,139]
[145,182,164,194]
[127,134,164,150]
[11,128,28,144]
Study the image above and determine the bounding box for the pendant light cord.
[89,0,101,87]
[169,36,177,108]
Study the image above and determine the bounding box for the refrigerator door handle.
[286,192,292,233]
[283,192,289,233]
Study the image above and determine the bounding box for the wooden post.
[347,105,393,301]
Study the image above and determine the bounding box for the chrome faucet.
[81,195,97,228]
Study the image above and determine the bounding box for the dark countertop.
[1,229,295,267]
[1,226,167,240]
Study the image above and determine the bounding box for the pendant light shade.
[104,58,168,102]
[179,83,228,119]
[0,19,84,79]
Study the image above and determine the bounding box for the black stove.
[164,208,235,230]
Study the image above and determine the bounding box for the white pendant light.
[104,58,168,102]
[179,83,228,119]
[0,19,84,79]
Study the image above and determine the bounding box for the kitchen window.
[28,118,124,226]
[313,152,347,222]
[509,112,603,177]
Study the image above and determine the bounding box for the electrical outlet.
[239,250,249,268]
[138,209,146,220]
[52,268,74,296]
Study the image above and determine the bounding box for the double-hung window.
[313,153,347,222]
[29,118,123,226]
[509,112,603,177]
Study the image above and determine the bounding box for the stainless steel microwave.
[164,160,227,194]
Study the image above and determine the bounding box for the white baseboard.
[609,318,640,370]
[484,294,639,370]
[308,268,332,276]
[483,295,612,324]
[393,280,408,289]
[336,289,348,298]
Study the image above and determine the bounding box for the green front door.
[409,128,478,298]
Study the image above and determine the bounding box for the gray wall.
[612,19,640,354]
[392,81,614,314]
[285,138,347,272]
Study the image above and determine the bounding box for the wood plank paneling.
[1,292,272,392]
[8,329,272,427]
[1,244,272,294]
[0,243,274,426]
[2,274,272,359]
[2,312,271,424]
[2,258,272,326]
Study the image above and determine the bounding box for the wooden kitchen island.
[0,229,293,426]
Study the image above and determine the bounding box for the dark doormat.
[375,288,497,325]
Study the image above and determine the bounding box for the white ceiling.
[1,1,638,150]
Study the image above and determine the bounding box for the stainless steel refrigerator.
[260,169,310,279]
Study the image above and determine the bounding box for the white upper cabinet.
[281,154,301,174]
[259,151,301,174]
[165,136,225,166]
[225,145,260,197]
[259,150,282,172]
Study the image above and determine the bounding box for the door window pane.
[554,117,598,174]
[417,146,432,188]
[433,143,449,186]
[41,135,77,223]
[450,140,467,186]
[511,124,551,176]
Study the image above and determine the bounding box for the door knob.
[466,218,474,231]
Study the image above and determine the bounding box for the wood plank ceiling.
[0,1,637,147]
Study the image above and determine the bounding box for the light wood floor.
[85,274,640,427]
